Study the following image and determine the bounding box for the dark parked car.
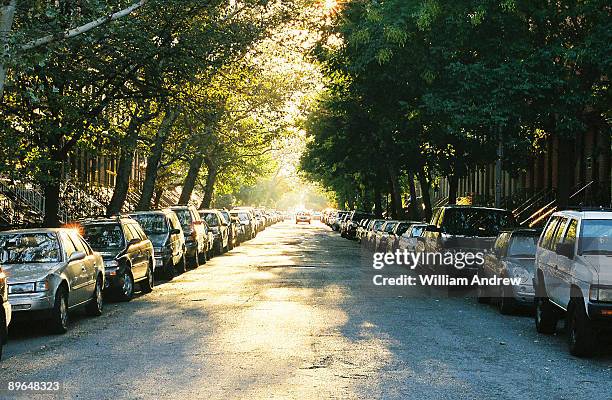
[219,210,238,249]
[199,209,229,255]
[342,211,375,240]
[81,217,155,301]
[0,267,10,360]
[477,229,540,314]
[420,205,517,278]
[170,205,208,267]
[1,228,105,333]
[386,221,418,253]
[129,210,186,279]
[231,209,256,240]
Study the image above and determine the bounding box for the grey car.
[0,266,10,360]
[477,229,540,314]
[0,229,105,334]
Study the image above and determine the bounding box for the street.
[1,220,611,399]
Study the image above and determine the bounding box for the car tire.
[85,276,104,317]
[49,286,69,334]
[117,269,134,302]
[567,299,596,357]
[141,262,154,294]
[175,255,187,274]
[198,250,207,265]
[164,260,176,280]
[535,295,558,334]
[191,252,200,269]
[498,284,515,315]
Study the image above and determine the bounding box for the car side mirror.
[68,251,86,263]
[170,228,181,235]
[555,242,574,259]
[128,238,141,246]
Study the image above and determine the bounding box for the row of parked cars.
[324,206,612,357]
[0,205,283,360]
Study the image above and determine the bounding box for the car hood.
[2,262,63,283]
[581,255,612,285]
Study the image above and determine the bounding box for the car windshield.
[373,221,384,231]
[384,223,397,233]
[443,208,516,237]
[220,211,231,224]
[202,213,218,226]
[580,219,612,255]
[0,232,61,263]
[508,235,538,257]
[173,209,193,231]
[82,224,125,252]
[130,214,168,234]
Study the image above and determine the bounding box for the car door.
[556,218,577,307]
[168,213,183,261]
[127,223,147,279]
[544,217,568,303]
[69,231,97,296]
[59,232,87,306]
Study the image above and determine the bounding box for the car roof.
[129,209,171,216]
[552,209,612,220]
[80,217,133,225]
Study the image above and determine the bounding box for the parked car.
[231,209,256,240]
[332,211,349,231]
[170,205,208,267]
[296,212,311,224]
[1,228,104,333]
[375,220,399,252]
[363,219,386,251]
[477,229,540,314]
[397,223,427,253]
[199,209,229,255]
[386,221,418,253]
[0,267,10,360]
[129,210,186,279]
[342,211,375,240]
[219,210,239,249]
[533,209,612,357]
[356,219,371,242]
[420,205,517,277]
[81,217,155,301]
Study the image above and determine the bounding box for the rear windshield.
[202,213,218,226]
[508,235,538,257]
[82,224,125,252]
[580,219,612,255]
[0,232,61,263]
[130,214,168,234]
[173,209,193,231]
[220,211,231,224]
[443,208,515,237]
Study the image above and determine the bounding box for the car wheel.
[476,280,490,304]
[141,262,154,294]
[198,250,207,265]
[535,295,558,334]
[568,299,596,357]
[498,284,515,315]
[117,269,134,302]
[86,276,104,316]
[175,254,187,274]
[164,260,176,280]
[191,252,200,269]
[50,286,69,334]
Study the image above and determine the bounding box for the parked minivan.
[533,209,612,357]
[129,210,186,279]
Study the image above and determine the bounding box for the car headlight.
[9,283,36,294]
[509,265,531,285]
[589,286,612,303]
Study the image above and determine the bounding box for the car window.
[411,225,425,237]
[563,219,577,246]
[508,234,537,257]
[220,211,231,224]
[0,232,62,263]
[173,209,193,232]
[82,224,125,252]
[202,213,219,226]
[131,214,168,234]
[541,217,560,250]
[373,221,385,231]
[384,223,397,233]
[396,223,410,236]
[579,219,612,255]
[68,231,87,253]
[551,218,568,250]
[441,208,516,237]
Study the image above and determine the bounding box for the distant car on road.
[386,221,418,253]
[129,210,186,280]
[534,209,612,357]
[396,223,427,253]
[231,209,256,240]
[0,229,105,334]
[296,212,311,224]
[0,266,10,360]
[81,217,155,301]
[219,210,238,249]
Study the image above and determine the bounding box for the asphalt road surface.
[1,221,611,399]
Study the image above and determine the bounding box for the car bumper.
[8,292,54,313]
[511,284,535,305]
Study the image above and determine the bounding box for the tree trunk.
[153,188,163,209]
[448,174,459,205]
[137,108,179,211]
[387,167,404,219]
[43,175,62,227]
[0,0,17,101]
[418,168,432,221]
[199,157,217,209]
[178,155,203,205]
[407,171,419,220]
[106,116,142,216]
